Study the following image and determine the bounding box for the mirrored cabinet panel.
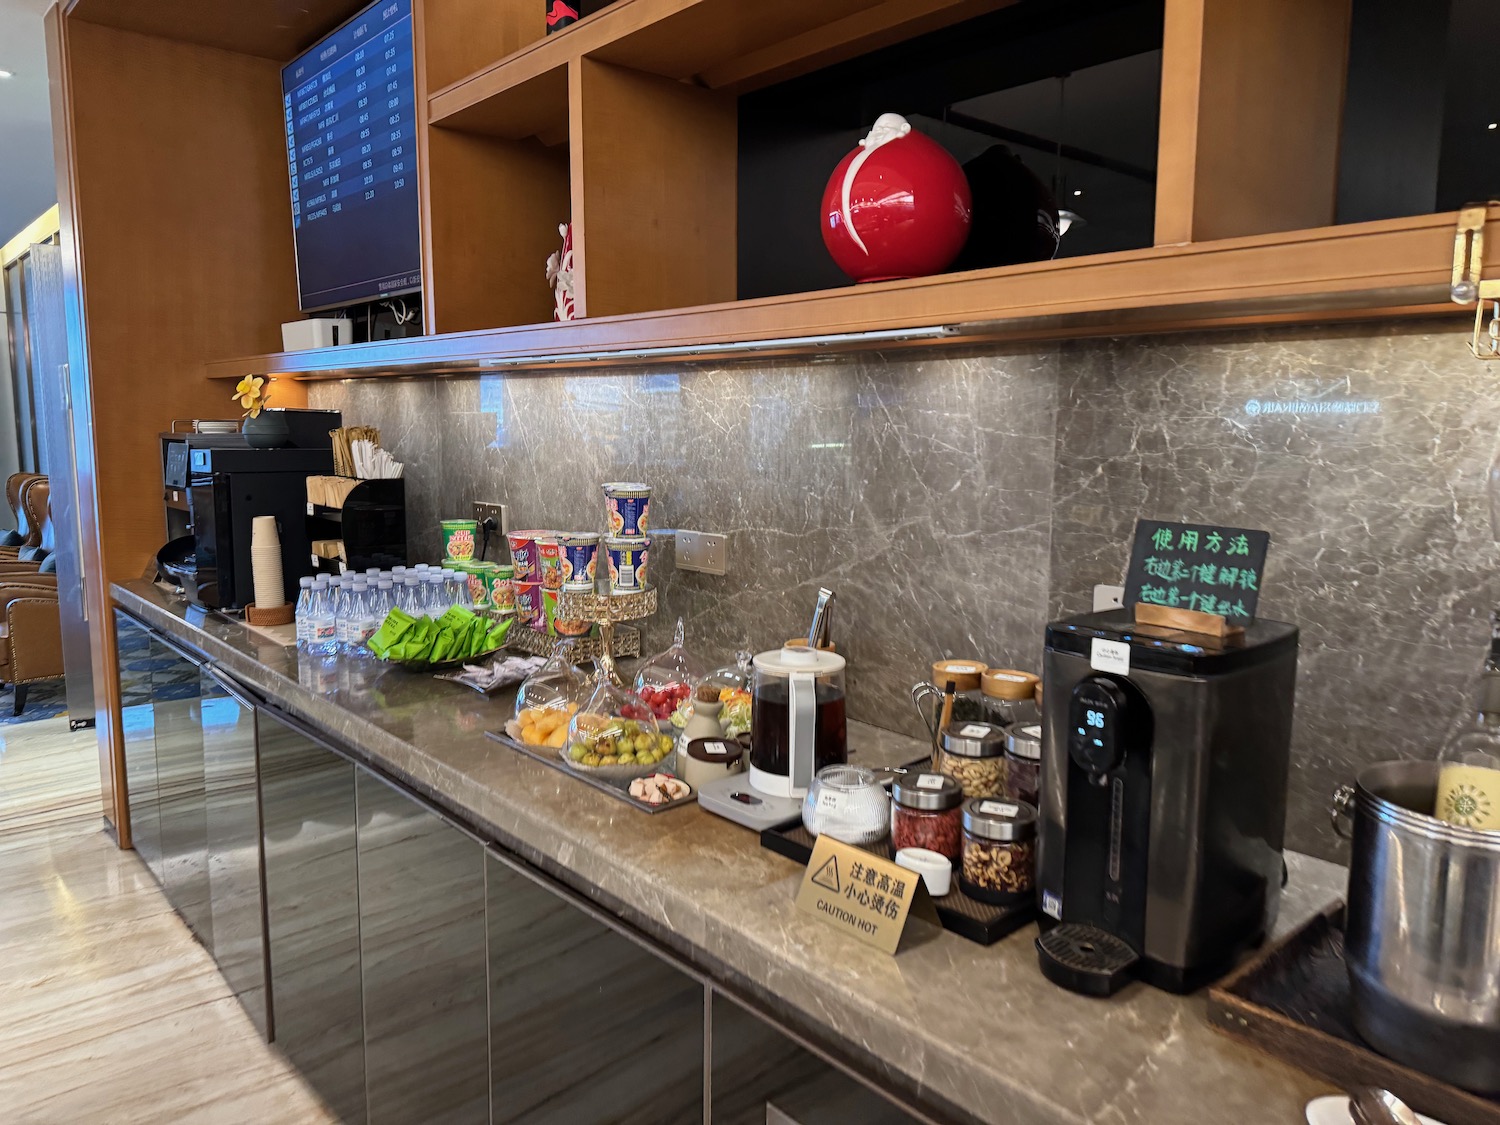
[115,610,162,883]
[258,709,366,1124]
[486,850,704,1124]
[151,636,212,949]
[710,992,927,1125]
[200,668,267,1038]
[356,771,490,1125]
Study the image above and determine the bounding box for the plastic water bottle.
[341,581,365,653]
[308,578,337,655]
[399,575,422,615]
[366,567,381,580]
[376,579,394,622]
[294,576,316,649]
[348,582,376,657]
[426,572,448,615]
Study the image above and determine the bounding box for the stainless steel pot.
[1332,759,1500,1093]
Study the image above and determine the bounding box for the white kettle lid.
[752,643,846,677]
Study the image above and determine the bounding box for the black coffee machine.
[160,411,340,611]
[1034,609,1298,996]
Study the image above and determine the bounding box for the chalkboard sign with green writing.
[1123,520,1270,622]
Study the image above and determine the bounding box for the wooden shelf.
[427,0,1010,133]
[207,210,1488,382]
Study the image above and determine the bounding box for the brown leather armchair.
[0,581,63,715]
[0,475,45,561]
[0,481,53,580]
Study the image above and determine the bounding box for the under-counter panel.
[200,668,268,1038]
[710,991,926,1125]
[357,770,490,1125]
[259,708,366,1123]
[115,610,162,883]
[152,636,213,949]
[485,850,704,1124]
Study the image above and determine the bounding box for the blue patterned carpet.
[0,679,69,725]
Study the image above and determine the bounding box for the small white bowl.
[895,847,952,897]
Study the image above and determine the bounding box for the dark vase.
[242,409,290,449]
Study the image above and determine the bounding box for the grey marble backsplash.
[309,318,1498,859]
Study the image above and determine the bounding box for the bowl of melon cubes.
[511,702,580,751]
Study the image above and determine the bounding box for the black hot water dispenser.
[1034,609,1299,996]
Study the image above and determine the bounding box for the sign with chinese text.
[1123,520,1270,623]
[794,836,940,955]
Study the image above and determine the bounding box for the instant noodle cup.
[605,535,650,591]
[558,532,600,590]
[488,564,515,612]
[603,483,651,536]
[537,538,564,591]
[544,588,594,637]
[514,581,544,629]
[441,519,479,562]
[507,530,549,582]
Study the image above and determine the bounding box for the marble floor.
[0,715,337,1124]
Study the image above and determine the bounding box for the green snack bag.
[485,616,512,651]
[368,607,416,659]
[392,617,436,662]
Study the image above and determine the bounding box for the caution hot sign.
[794,836,940,955]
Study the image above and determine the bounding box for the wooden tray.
[760,822,1034,946]
[1207,904,1500,1125]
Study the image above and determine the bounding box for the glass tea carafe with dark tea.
[749,644,847,799]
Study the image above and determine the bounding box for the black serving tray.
[485,730,695,815]
[1208,903,1500,1125]
[760,821,1035,946]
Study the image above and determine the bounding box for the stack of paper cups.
[250,516,286,609]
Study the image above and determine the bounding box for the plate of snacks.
[628,773,691,807]
[507,702,580,751]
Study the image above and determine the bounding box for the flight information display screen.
[281,0,422,311]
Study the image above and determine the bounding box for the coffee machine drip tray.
[1037,923,1140,997]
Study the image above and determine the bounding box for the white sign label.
[817,789,845,815]
[1090,638,1131,676]
[957,723,991,738]
[705,741,733,757]
[915,774,944,790]
[979,801,1020,817]
[1042,891,1063,920]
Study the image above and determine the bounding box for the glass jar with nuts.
[959,798,1037,905]
[936,721,1008,799]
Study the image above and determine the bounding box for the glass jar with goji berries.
[890,772,963,862]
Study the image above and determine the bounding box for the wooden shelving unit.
[191,0,1493,382]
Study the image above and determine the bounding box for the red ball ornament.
[821,113,973,283]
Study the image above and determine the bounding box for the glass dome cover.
[633,618,709,723]
[565,674,676,776]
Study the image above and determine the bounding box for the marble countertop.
[115,580,1344,1125]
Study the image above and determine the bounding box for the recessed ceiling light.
[1490,122,1498,130]
[1072,189,1083,197]
[0,70,13,80]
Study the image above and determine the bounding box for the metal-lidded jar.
[960,798,1037,905]
[891,772,964,861]
[932,659,988,724]
[937,720,1008,799]
[1004,723,1042,806]
[981,668,1040,727]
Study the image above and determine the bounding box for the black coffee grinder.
[1034,608,1299,996]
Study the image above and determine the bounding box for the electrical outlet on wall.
[473,502,509,536]
[1093,584,1125,612]
[676,531,728,575]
